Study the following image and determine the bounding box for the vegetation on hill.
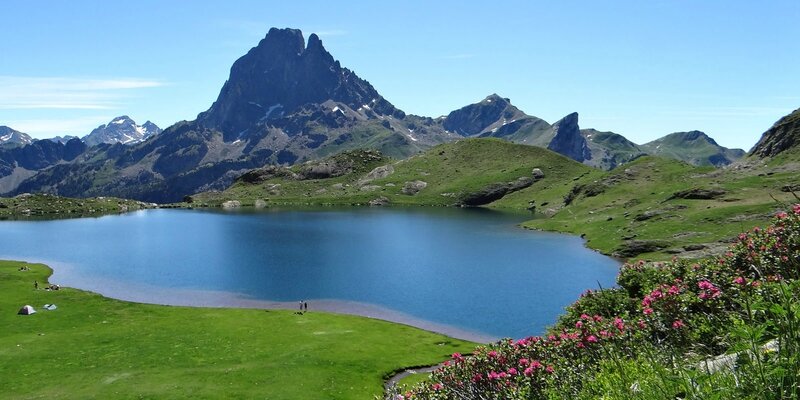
[0,193,154,219]
[0,261,474,399]
[192,138,597,210]
[391,204,800,399]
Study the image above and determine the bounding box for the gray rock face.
[364,164,395,181]
[547,113,591,162]
[401,180,427,195]
[750,108,800,158]
[443,94,514,136]
[531,168,545,180]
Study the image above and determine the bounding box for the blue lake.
[0,207,619,341]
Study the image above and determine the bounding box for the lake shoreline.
[4,255,498,344]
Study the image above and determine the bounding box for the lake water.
[0,208,619,341]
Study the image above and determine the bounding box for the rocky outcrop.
[458,177,535,206]
[547,113,591,163]
[750,108,800,158]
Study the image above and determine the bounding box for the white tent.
[17,305,36,315]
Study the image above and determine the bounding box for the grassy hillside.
[0,193,154,219]
[195,138,800,260]
[193,138,598,210]
[0,260,474,399]
[524,155,799,258]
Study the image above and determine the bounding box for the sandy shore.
[18,256,498,344]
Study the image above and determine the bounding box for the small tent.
[17,305,36,315]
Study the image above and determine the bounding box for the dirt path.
[384,363,444,396]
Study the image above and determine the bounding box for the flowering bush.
[392,204,800,399]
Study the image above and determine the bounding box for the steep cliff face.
[547,113,591,163]
[750,108,800,158]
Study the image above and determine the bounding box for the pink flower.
[613,317,625,331]
[519,358,529,366]
[524,367,534,376]
[580,313,591,320]
[638,319,647,329]
[776,211,788,219]
[546,365,555,373]
[487,350,498,359]
[531,360,543,369]
[472,373,482,382]
[507,367,518,376]
[698,280,714,290]
[586,335,598,343]
[672,320,685,329]
[643,308,653,315]
[733,276,746,285]
[575,321,583,329]
[431,383,443,391]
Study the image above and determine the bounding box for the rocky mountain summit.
[83,116,162,146]
[0,126,34,147]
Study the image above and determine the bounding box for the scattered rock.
[315,188,328,194]
[401,180,428,195]
[368,196,390,206]
[221,200,241,209]
[667,188,727,200]
[614,240,670,258]
[781,184,800,192]
[683,244,707,251]
[531,168,545,180]
[254,199,267,208]
[634,210,663,221]
[331,183,344,190]
[360,185,381,192]
[361,164,394,183]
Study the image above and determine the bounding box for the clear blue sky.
[1,1,798,150]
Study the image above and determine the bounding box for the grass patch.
[0,260,475,399]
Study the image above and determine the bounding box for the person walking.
[304,301,308,312]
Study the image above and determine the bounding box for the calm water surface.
[0,208,619,340]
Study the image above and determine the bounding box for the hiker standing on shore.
[304,301,308,312]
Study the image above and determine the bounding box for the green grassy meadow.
[0,261,475,399]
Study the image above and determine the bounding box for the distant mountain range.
[0,28,785,203]
[83,116,162,146]
[0,126,33,147]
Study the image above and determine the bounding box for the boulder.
[254,199,267,208]
[531,168,545,180]
[667,188,727,200]
[401,180,428,195]
[222,200,241,209]
[368,196,390,206]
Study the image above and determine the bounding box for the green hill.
[192,138,597,210]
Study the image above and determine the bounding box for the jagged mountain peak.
[82,116,161,146]
[443,94,528,136]
[197,28,400,141]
